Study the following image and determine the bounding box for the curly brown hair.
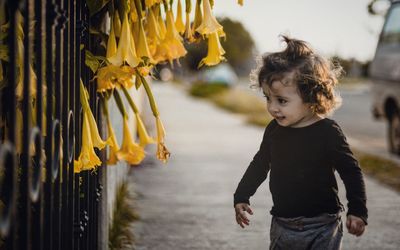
[250,35,343,115]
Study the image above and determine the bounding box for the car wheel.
[388,112,400,155]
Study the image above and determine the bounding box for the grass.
[109,182,139,250]
[189,84,272,127]
[189,83,229,98]
[354,150,400,193]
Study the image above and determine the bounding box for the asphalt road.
[130,82,400,250]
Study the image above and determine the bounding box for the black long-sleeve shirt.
[234,118,368,224]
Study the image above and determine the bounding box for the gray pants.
[270,213,343,250]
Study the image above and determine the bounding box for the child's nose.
[268,103,279,113]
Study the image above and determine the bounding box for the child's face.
[262,76,316,128]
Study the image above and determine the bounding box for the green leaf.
[85,49,100,73]
[86,0,112,16]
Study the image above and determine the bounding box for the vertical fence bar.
[44,0,55,248]
[32,0,45,248]
[20,0,33,248]
[68,0,76,249]
[61,0,72,249]
[80,2,89,249]
[53,0,64,248]
[74,0,82,248]
[2,1,20,249]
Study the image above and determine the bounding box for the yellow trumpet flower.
[74,114,102,173]
[80,81,109,150]
[156,5,166,40]
[155,116,170,163]
[198,31,226,68]
[175,0,185,35]
[104,101,120,165]
[116,116,145,165]
[145,0,161,8]
[136,18,155,64]
[117,65,136,89]
[195,0,224,36]
[146,7,162,57]
[184,12,195,43]
[108,13,140,67]
[95,65,118,92]
[192,0,203,33]
[154,10,187,65]
[135,113,156,147]
[120,84,155,147]
[95,65,135,92]
[238,0,244,6]
[106,18,117,59]
[114,11,122,38]
[130,0,139,23]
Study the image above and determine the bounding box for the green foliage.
[109,182,139,250]
[219,18,255,71]
[86,0,112,16]
[85,49,108,73]
[189,82,229,97]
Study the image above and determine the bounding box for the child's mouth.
[275,116,285,121]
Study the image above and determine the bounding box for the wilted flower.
[155,116,170,163]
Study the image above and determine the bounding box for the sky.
[210,0,388,62]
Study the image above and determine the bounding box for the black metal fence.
[0,0,105,249]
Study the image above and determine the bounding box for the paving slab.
[130,82,400,250]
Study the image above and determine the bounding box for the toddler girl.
[233,36,367,250]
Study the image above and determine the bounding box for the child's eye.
[278,98,287,104]
[264,95,270,101]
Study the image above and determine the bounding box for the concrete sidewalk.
[130,83,400,250]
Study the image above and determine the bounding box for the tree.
[182,17,256,75]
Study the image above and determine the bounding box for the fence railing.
[0,0,105,249]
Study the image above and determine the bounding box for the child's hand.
[234,203,253,228]
[346,215,366,237]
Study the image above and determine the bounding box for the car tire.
[388,111,400,155]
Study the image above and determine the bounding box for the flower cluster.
[0,0,245,173]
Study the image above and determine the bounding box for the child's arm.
[233,121,275,227]
[328,122,368,235]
